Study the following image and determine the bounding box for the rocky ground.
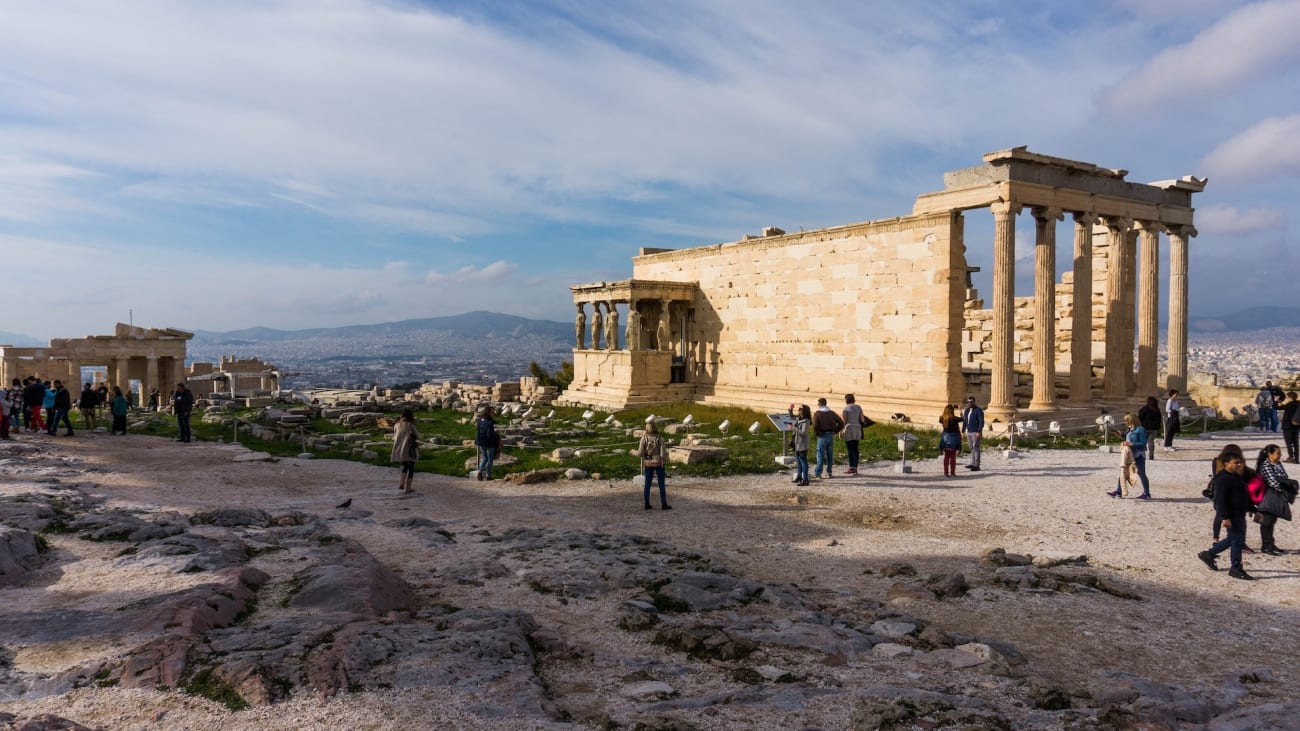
[1,428,1298,730]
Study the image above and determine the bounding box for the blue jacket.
[962,405,984,433]
[1125,425,1147,453]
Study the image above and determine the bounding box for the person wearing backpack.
[637,418,670,510]
[1198,446,1256,580]
[1256,384,1277,433]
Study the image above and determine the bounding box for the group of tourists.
[1198,442,1298,580]
[1,376,192,440]
[783,394,880,486]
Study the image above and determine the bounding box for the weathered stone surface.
[118,530,248,573]
[0,712,96,730]
[668,446,728,465]
[871,642,913,658]
[191,508,271,528]
[288,540,419,617]
[500,468,564,485]
[0,526,44,586]
[886,582,936,604]
[69,510,187,543]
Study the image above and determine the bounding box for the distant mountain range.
[192,310,571,345]
[1188,307,1300,333]
[0,330,42,346]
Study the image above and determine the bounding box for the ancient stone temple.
[559,147,1205,423]
[0,323,193,399]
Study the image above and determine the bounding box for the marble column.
[1166,225,1195,393]
[1134,221,1161,397]
[1030,207,1061,411]
[115,356,130,390]
[66,360,82,387]
[988,201,1022,418]
[1068,213,1096,403]
[1122,229,1138,394]
[658,300,672,353]
[1099,217,1131,400]
[146,355,159,402]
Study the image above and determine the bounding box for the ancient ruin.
[560,147,1206,423]
[0,323,192,397]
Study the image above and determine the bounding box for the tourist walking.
[938,404,962,477]
[390,408,420,494]
[23,378,45,432]
[48,380,74,436]
[791,405,811,486]
[1254,445,1295,555]
[1137,396,1162,459]
[110,386,129,435]
[962,397,985,471]
[841,394,865,476]
[1108,413,1149,499]
[1198,446,1255,580]
[8,379,21,431]
[172,382,194,442]
[812,397,843,479]
[1256,383,1277,433]
[1162,389,1180,451]
[41,381,56,432]
[474,405,498,480]
[1282,391,1299,463]
[79,383,98,432]
[1210,444,1246,546]
[638,418,670,510]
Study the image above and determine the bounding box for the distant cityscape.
[192,323,1299,392]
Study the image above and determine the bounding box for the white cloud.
[426,260,519,283]
[1101,0,1300,111]
[1195,204,1286,234]
[1201,114,1300,183]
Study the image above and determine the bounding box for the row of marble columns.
[576,300,681,354]
[987,203,1194,418]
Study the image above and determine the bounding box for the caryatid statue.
[657,302,671,352]
[575,303,586,349]
[590,302,604,350]
[605,301,619,351]
[625,307,641,351]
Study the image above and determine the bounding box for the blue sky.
[2,0,1297,341]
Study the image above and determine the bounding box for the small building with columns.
[1,323,193,399]
[559,147,1205,423]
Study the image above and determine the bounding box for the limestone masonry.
[560,147,1206,424]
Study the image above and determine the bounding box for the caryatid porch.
[914,147,1205,420]
[567,279,700,409]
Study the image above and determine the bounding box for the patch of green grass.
[181,666,249,711]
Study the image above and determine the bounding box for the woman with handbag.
[1108,414,1150,499]
[938,404,962,477]
[638,418,671,510]
[1255,444,1294,555]
[390,408,420,494]
[1199,446,1255,580]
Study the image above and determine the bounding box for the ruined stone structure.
[0,323,192,398]
[185,356,281,399]
[559,147,1205,422]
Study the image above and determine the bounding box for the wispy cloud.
[1201,114,1300,183]
[1100,0,1300,111]
[1196,204,1286,234]
[426,260,519,283]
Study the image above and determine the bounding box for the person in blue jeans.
[1198,447,1255,580]
[1109,413,1150,499]
[474,406,498,480]
[637,418,670,509]
[811,397,843,478]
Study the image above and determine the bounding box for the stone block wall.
[628,212,967,415]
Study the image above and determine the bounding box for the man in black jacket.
[1198,449,1253,580]
[173,382,194,443]
[48,379,74,436]
[79,383,99,432]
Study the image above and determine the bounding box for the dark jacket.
[1212,469,1251,526]
[812,408,843,436]
[1137,405,1161,432]
[1284,400,1300,431]
[23,382,44,409]
[79,388,98,409]
[475,416,497,447]
[173,387,194,415]
[53,386,72,411]
[962,405,984,433]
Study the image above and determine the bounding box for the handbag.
[1259,487,1293,521]
[1201,478,1215,500]
[861,414,875,428]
